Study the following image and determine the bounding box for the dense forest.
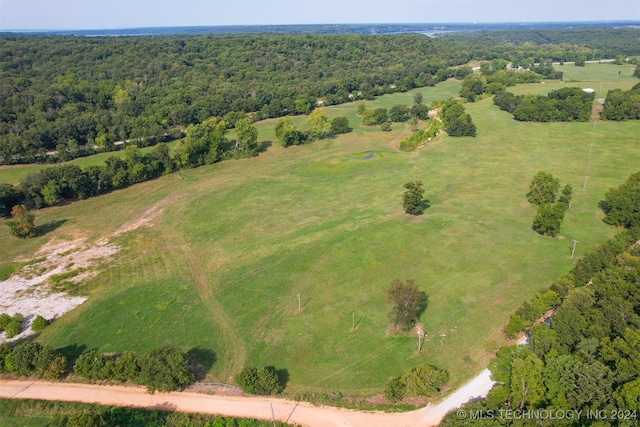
[1,28,638,164]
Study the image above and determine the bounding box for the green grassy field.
[557,62,636,82]
[2,66,639,396]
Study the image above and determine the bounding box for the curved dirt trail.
[0,370,495,426]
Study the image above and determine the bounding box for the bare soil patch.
[0,196,175,344]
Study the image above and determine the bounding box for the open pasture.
[2,75,638,395]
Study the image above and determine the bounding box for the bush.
[0,313,10,331]
[384,376,407,402]
[138,347,193,393]
[0,345,11,373]
[504,314,527,338]
[74,350,110,380]
[330,116,351,134]
[113,351,142,383]
[235,365,283,395]
[402,365,449,397]
[2,342,65,379]
[4,313,24,338]
[31,315,48,331]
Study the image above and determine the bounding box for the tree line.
[0,117,260,218]
[0,342,195,394]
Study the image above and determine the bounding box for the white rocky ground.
[0,197,172,343]
[0,238,118,343]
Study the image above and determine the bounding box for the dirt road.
[0,370,495,427]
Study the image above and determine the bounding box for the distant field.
[2,71,639,396]
[557,62,636,82]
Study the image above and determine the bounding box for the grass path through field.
[162,226,247,381]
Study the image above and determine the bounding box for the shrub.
[402,365,449,397]
[330,116,351,134]
[31,315,48,331]
[235,365,283,395]
[5,313,24,338]
[384,376,407,402]
[0,313,10,331]
[138,346,193,393]
[2,342,64,379]
[74,350,110,380]
[0,345,11,373]
[113,351,142,383]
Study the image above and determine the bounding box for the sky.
[1,0,639,31]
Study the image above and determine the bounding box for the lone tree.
[386,279,426,331]
[402,181,425,215]
[6,204,36,238]
[527,172,560,205]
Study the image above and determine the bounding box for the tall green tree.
[527,171,560,205]
[234,118,259,158]
[330,116,351,134]
[601,171,640,228]
[386,279,426,331]
[533,202,566,236]
[307,108,330,139]
[389,104,410,122]
[402,180,425,215]
[274,116,297,146]
[510,354,546,409]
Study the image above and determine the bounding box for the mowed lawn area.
[2,66,639,396]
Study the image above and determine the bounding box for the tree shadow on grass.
[37,219,67,236]
[422,199,431,212]
[260,140,273,152]
[185,347,217,381]
[265,365,289,393]
[57,343,87,369]
[416,292,429,322]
